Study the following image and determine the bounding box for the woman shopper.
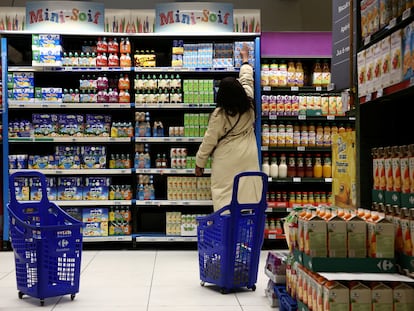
[195,43,260,211]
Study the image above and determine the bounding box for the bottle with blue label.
[138,184,145,200]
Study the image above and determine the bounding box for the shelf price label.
[63,67,73,71]
[263,86,271,91]
[327,115,335,120]
[316,86,322,91]
[410,76,414,86]
[298,115,306,120]
[325,178,333,183]
[366,93,372,102]
[293,177,301,182]
[297,146,306,151]
[389,18,397,28]
[290,86,299,91]
[364,35,371,46]
[376,89,383,98]
[269,115,277,120]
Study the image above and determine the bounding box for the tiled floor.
[0,249,277,310]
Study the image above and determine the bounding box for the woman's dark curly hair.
[216,77,253,117]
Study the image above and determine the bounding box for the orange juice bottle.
[295,61,304,87]
[269,61,278,87]
[372,148,380,190]
[313,154,323,178]
[316,123,324,146]
[377,147,386,191]
[323,154,332,178]
[312,60,322,87]
[278,61,288,87]
[323,124,331,146]
[287,61,296,86]
[261,63,270,86]
[321,60,331,87]
[338,123,346,133]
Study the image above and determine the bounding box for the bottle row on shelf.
[261,59,331,88]
[266,191,332,208]
[262,153,332,179]
[261,122,354,148]
[261,94,345,118]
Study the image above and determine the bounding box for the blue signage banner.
[155,2,233,33]
[26,1,104,33]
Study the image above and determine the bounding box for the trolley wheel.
[18,291,24,299]
[220,287,228,294]
[71,294,76,301]
[251,284,256,291]
[200,281,205,287]
[40,299,45,306]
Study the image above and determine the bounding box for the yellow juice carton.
[400,208,413,256]
[402,23,412,81]
[381,36,391,88]
[371,282,393,311]
[327,214,347,257]
[390,29,403,85]
[367,217,395,258]
[350,281,371,311]
[392,283,414,310]
[346,214,367,258]
[304,212,327,257]
[323,281,349,311]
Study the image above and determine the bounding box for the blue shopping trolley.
[8,171,83,306]
[197,171,268,293]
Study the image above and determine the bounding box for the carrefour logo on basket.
[26,1,104,33]
[155,2,233,33]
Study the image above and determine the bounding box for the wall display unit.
[1,31,261,246]
[260,55,355,242]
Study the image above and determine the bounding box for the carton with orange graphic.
[371,282,393,311]
[327,214,347,258]
[367,217,394,258]
[323,281,349,311]
[303,212,327,257]
[350,281,371,311]
[347,214,367,258]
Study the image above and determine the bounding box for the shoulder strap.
[217,113,241,144]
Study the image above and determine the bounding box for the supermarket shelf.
[13,200,132,206]
[359,78,414,104]
[136,200,212,206]
[8,66,133,72]
[261,146,331,152]
[268,177,332,183]
[135,103,216,109]
[262,86,328,92]
[134,234,197,242]
[264,268,287,284]
[265,233,286,240]
[134,67,239,73]
[261,115,355,122]
[135,137,203,143]
[9,168,132,175]
[9,137,131,143]
[56,200,132,206]
[135,168,210,174]
[83,235,132,242]
[8,102,132,109]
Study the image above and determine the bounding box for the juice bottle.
[295,61,304,87]
[262,153,270,176]
[313,154,323,178]
[338,123,346,133]
[312,60,322,87]
[261,95,269,117]
[293,123,301,146]
[305,154,314,177]
[108,37,119,53]
[287,154,297,177]
[323,124,331,146]
[261,122,270,146]
[277,122,286,147]
[285,122,293,147]
[270,154,279,178]
[316,123,324,146]
[300,124,308,146]
[278,61,288,87]
[287,61,296,86]
[297,153,305,177]
[377,147,386,191]
[308,123,316,147]
[321,60,331,87]
[323,154,332,178]
[261,63,270,86]
[372,148,380,190]
[269,61,278,87]
[269,123,277,147]
[279,154,288,178]
[120,37,131,54]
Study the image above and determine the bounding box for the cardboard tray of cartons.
[293,249,396,273]
[397,252,414,276]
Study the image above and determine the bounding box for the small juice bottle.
[287,61,296,86]
[313,154,323,178]
[295,61,304,87]
[321,61,331,87]
[312,60,322,87]
[323,154,332,178]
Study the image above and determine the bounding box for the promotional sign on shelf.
[155,2,234,33]
[332,131,357,209]
[25,1,105,33]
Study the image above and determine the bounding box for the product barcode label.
[263,86,271,91]
[291,86,299,91]
[364,35,371,46]
[327,115,335,120]
[298,115,306,120]
[377,89,383,98]
[316,86,322,91]
[293,177,301,182]
[297,146,305,151]
[389,18,397,28]
[403,8,411,20]
[366,93,372,102]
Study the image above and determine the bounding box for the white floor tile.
[0,248,280,310]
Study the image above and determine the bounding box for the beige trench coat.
[196,64,261,211]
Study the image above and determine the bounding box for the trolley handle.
[230,171,268,208]
[9,171,49,206]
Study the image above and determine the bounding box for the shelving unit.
[1,31,261,246]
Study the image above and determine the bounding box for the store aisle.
[0,250,273,310]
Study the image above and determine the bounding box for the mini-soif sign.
[155,2,233,33]
[26,1,104,33]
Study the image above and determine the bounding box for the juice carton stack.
[82,207,109,237]
[32,34,62,66]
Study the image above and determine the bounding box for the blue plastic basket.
[8,171,83,306]
[197,171,268,293]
